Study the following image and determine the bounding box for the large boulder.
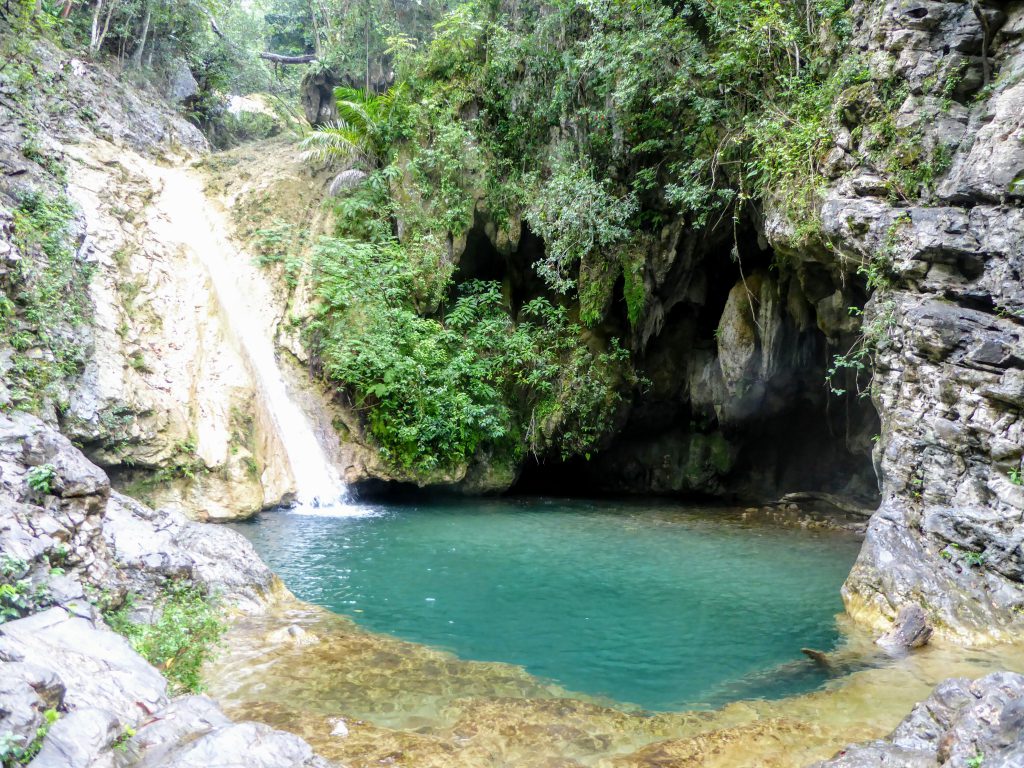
[812,672,1024,767]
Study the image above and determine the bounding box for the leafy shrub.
[104,582,225,695]
[300,85,411,168]
[0,554,50,625]
[308,236,634,473]
[26,464,57,494]
[525,156,637,294]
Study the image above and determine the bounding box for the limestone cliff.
[774,0,1024,645]
[0,41,327,520]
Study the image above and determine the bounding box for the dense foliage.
[284,0,869,474]
[308,230,633,474]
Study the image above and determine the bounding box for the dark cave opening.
[512,227,881,507]
[449,218,552,318]
[358,213,880,509]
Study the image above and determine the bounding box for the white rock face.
[60,138,304,520]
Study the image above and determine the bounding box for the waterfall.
[154,166,348,510]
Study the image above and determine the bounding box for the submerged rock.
[876,605,933,651]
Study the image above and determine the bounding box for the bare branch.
[259,52,317,64]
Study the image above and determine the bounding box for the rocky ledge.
[0,410,332,766]
[815,672,1024,767]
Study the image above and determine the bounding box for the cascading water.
[154,166,353,512]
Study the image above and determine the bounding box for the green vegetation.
[2,0,965,477]
[300,85,410,167]
[265,0,882,475]
[120,436,209,493]
[309,236,634,472]
[279,0,954,475]
[525,155,637,294]
[825,215,905,397]
[252,219,304,287]
[112,726,136,753]
[2,190,92,414]
[26,464,57,494]
[104,581,226,695]
[0,555,51,624]
[0,708,59,768]
[943,543,987,568]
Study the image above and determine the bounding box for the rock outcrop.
[781,0,1024,644]
[813,672,1024,767]
[0,410,331,766]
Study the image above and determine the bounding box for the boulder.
[165,59,199,103]
[0,607,169,724]
[812,672,1024,767]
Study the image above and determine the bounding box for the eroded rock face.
[813,672,1024,767]
[0,39,302,521]
[791,0,1024,644]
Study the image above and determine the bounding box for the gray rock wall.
[765,0,1024,643]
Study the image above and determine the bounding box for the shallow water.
[209,500,1024,767]
[229,498,861,711]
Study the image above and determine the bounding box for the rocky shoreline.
[2,409,1022,766]
[0,411,329,766]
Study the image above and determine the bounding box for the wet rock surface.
[813,672,1024,767]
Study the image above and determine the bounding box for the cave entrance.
[449,219,551,318]
[513,228,880,510]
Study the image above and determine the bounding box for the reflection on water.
[204,500,1024,767]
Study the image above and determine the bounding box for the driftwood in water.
[877,605,933,651]
[800,648,833,669]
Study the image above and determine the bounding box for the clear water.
[230,497,862,711]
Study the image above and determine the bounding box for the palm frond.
[300,120,370,165]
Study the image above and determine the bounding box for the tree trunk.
[131,1,151,67]
[89,0,103,50]
[95,0,116,52]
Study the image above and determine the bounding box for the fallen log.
[259,53,318,65]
